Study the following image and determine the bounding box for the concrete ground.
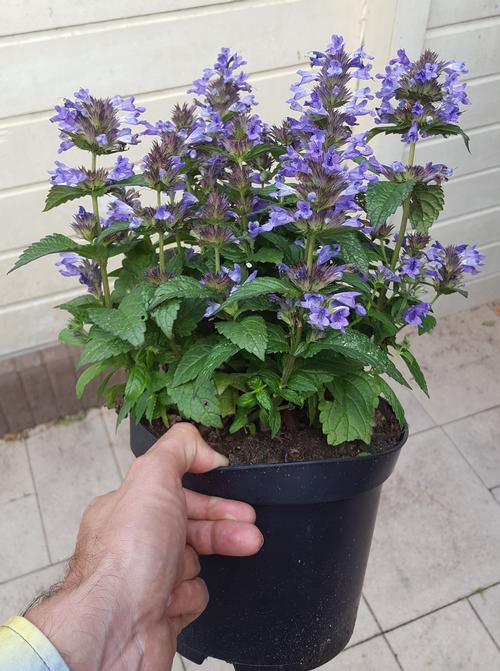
[1,301,500,670]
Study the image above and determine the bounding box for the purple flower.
[317,244,340,265]
[204,300,221,317]
[155,204,171,221]
[48,161,86,186]
[403,302,432,327]
[55,253,101,295]
[109,156,135,181]
[329,306,350,330]
[295,201,313,220]
[400,256,423,279]
[457,245,485,275]
[107,199,141,229]
[222,263,242,283]
[402,122,419,144]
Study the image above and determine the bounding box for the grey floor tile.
[101,409,135,478]
[319,636,400,670]
[348,596,380,647]
[0,438,34,505]
[182,656,231,671]
[0,496,50,582]
[390,384,435,434]
[0,563,65,621]
[410,353,500,425]
[444,406,500,488]
[387,600,500,670]
[407,304,500,374]
[363,428,500,630]
[492,486,500,505]
[26,409,121,563]
[470,582,500,648]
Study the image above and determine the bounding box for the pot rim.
[142,420,409,472]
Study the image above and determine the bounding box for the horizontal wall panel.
[0,0,361,118]
[428,0,500,28]
[0,291,81,357]
[425,19,500,81]
[418,124,500,177]
[433,206,500,247]
[439,168,500,221]
[434,271,500,315]
[0,67,298,191]
[460,76,500,130]
[0,0,236,36]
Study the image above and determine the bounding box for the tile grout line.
[360,597,404,669]
[23,438,53,565]
[441,421,498,493]
[0,559,69,588]
[466,598,500,654]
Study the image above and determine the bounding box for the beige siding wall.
[0,0,365,357]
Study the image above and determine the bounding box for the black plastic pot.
[131,421,407,671]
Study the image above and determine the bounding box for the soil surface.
[149,398,404,465]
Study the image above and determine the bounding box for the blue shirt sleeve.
[0,616,69,671]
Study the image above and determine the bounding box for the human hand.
[25,423,263,671]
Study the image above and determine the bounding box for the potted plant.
[11,36,481,671]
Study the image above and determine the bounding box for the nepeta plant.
[12,38,483,446]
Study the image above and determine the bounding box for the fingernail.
[213,452,229,468]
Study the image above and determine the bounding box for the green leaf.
[79,326,133,366]
[88,288,147,347]
[421,121,470,151]
[377,377,405,427]
[229,408,248,433]
[149,276,209,309]
[319,373,380,445]
[153,301,181,339]
[337,231,370,273]
[76,361,110,399]
[125,364,148,401]
[196,340,241,385]
[400,349,429,396]
[216,316,268,360]
[409,183,444,232]
[266,322,289,353]
[366,124,412,142]
[366,180,416,229]
[95,221,132,243]
[173,339,216,387]
[44,185,87,211]
[112,239,157,301]
[174,299,207,337]
[169,379,222,428]
[57,294,100,320]
[255,388,272,412]
[306,329,408,386]
[252,248,284,264]
[58,328,84,346]
[268,408,281,438]
[418,314,437,335]
[220,277,291,309]
[9,234,86,272]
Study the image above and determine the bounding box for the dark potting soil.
[148,398,403,465]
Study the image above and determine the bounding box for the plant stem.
[281,324,302,386]
[305,231,316,275]
[91,152,111,308]
[389,141,416,271]
[175,229,183,256]
[156,190,165,274]
[214,245,221,273]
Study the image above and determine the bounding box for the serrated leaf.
[252,248,284,264]
[418,314,437,335]
[88,288,147,347]
[319,373,379,445]
[149,276,209,309]
[216,316,268,360]
[366,180,416,229]
[173,339,217,387]
[409,183,444,232]
[112,239,157,301]
[9,234,86,272]
[169,379,222,428]
[76,361,110,399]
[174,299,207,337]
[306,329,408,386]
[255,388,272,411]
[79,326,133,366]
[266,322,289,353]
[44,185,88,211]
[57,294,100,320]
[95,221,132,243]
[421,121,470,151]
[377,377,405,427]
[196,340,241,386]
[58,328,84,346]
[153,301,181,339]
[220,277,291,309]
[400,349,429,396]
[125,364,148,401]
[337,231,370,272]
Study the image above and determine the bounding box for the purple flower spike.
[403,302,432,327]
[109,155,135,181]
[48,161,86,186]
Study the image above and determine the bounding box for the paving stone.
[387,600,500,670]
[26,409,121,562]
[390,383,435,434]
[319,636,400,671]
[470,582,500,648]
[0,438,33,505]
[492,486,500,505]
[410,353,500,425]
[407,304,500,374]
[0,496,50,583]
[444,406,500,488]
[0,563,65,621]
[181,656,231,671]
[363,427,500,630]
[348,596,380,647]
[101,409,135,478]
